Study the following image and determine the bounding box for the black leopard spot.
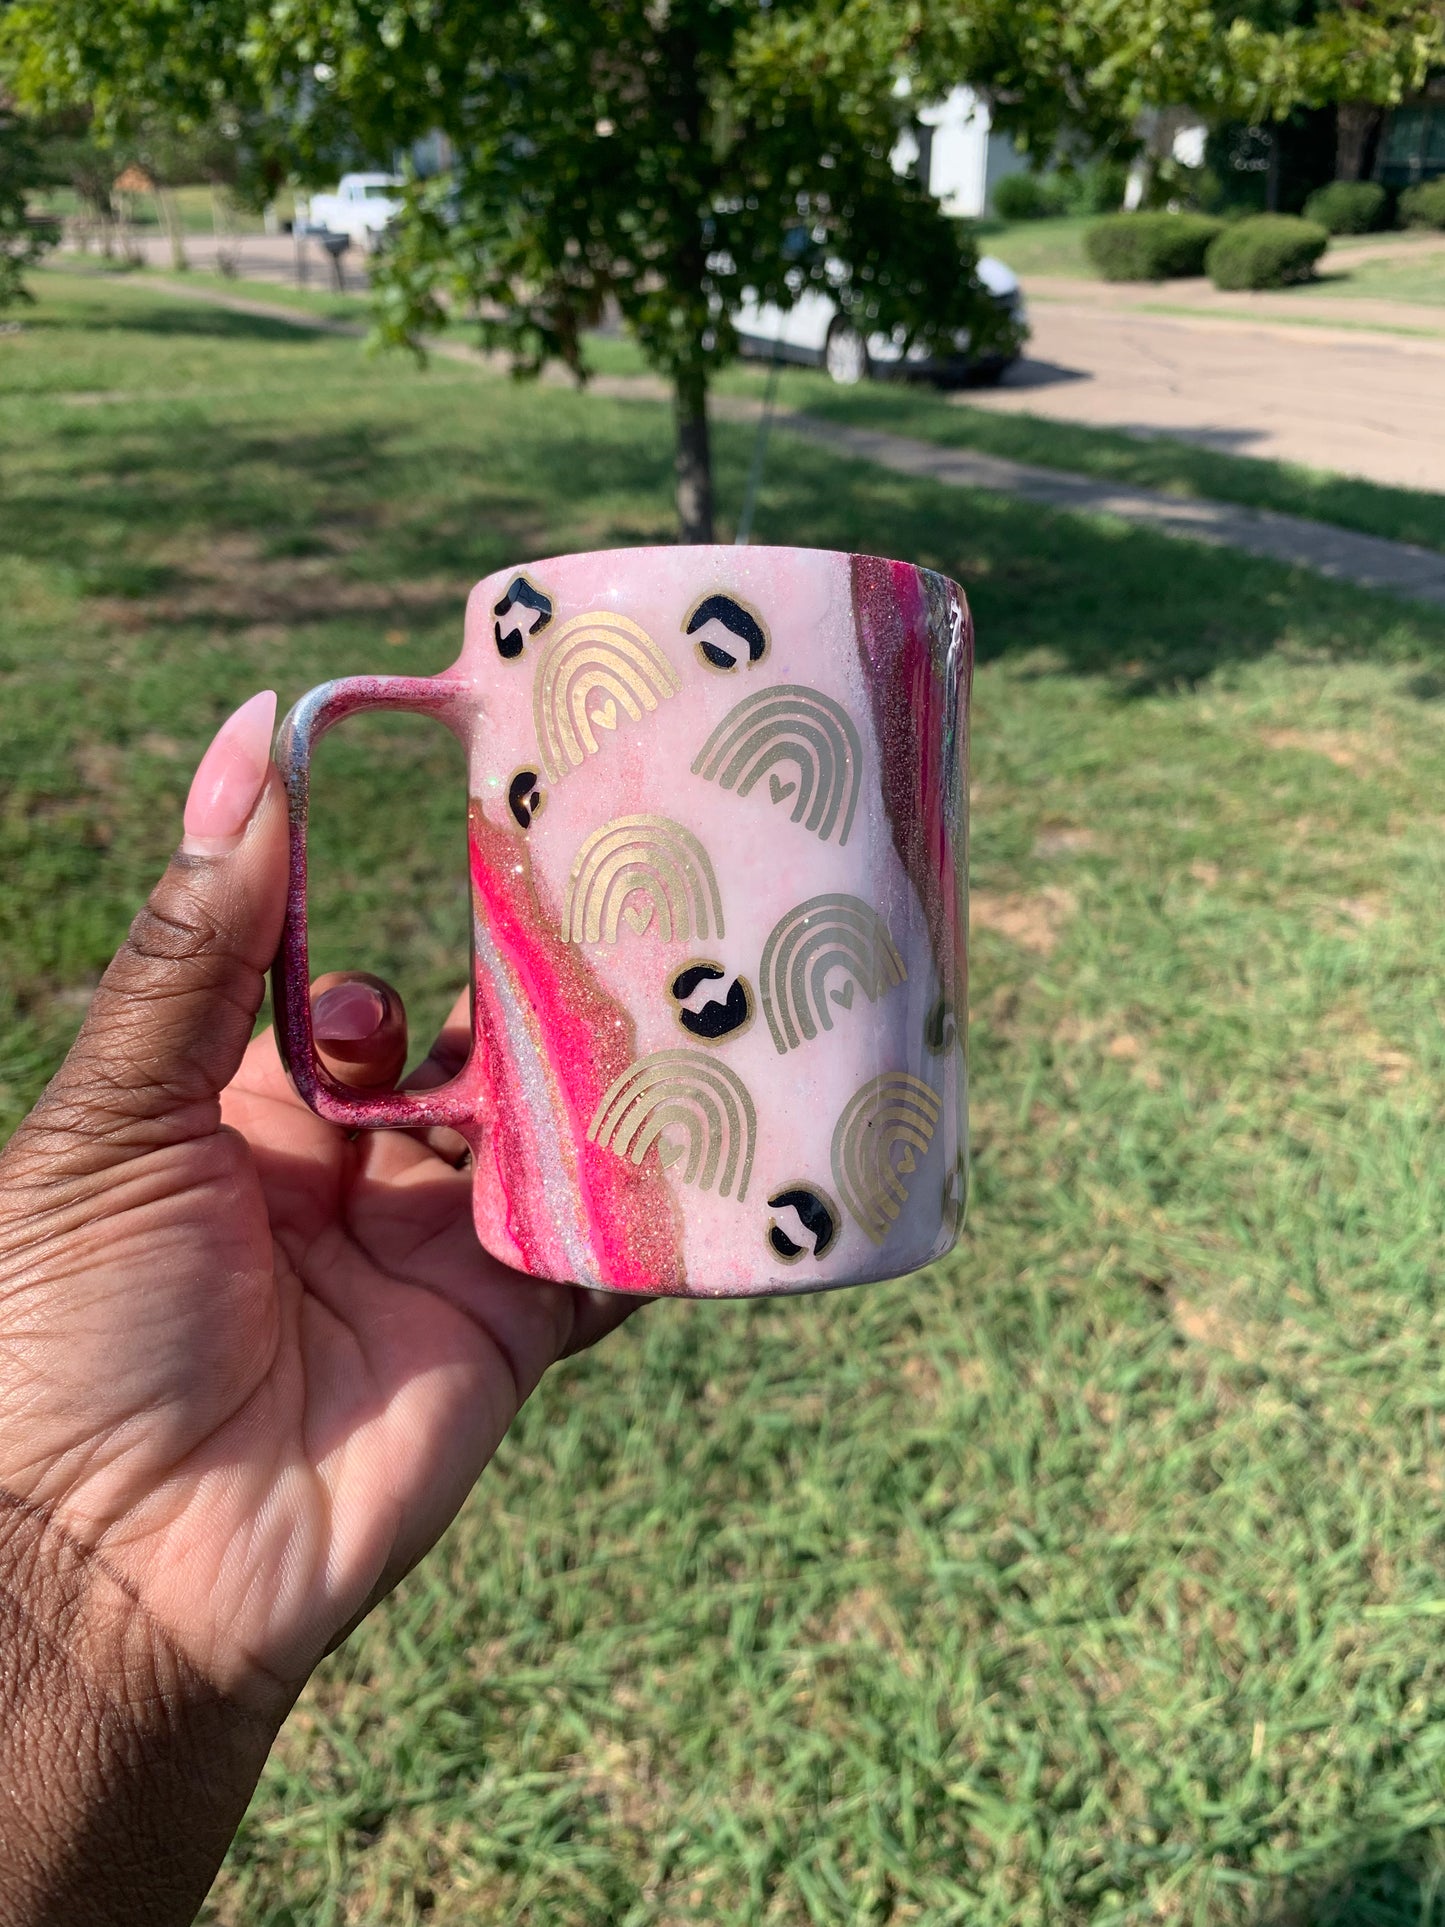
[767,1186,839,1262]
[669,962,753,1042]
[685,592,768,671]
[493,575,553,659]
[507,769,544,828]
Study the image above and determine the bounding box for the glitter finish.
[273,546,970,1298]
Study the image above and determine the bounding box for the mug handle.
[272,674,477,1131]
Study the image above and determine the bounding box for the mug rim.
[482,541,963,583]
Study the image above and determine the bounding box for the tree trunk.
[674,367,714,545]
[211,185,239,277]
[157,187,188,271]
[1335,101,1382,182]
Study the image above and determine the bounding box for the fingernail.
[313,982,386,1043]
[182,691,278,856]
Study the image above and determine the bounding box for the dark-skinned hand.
[0,691,638,1925]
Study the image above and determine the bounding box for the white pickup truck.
[298,173,402,249]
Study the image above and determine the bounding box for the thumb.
[22,691,288,1175]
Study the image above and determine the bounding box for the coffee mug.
[274,545,970,1299]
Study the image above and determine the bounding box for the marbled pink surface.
[275,545,970,1298]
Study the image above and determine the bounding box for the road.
[970,286,1445,494]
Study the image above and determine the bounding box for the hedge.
[1400,180,1445,230]
[993,161,1129,222]
[993,173,1072,221]
[1206,215,1329,291]
[1084,212,1225,281]
[1303,181,1386,234]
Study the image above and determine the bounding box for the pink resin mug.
[274,545,970,1298]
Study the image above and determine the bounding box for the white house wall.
[913,86,1029,218]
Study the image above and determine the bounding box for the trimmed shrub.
[1303,180,1386,233]
[1206,214,1328,290]
[1400,179,1445,230]
[992,172,1072,221]
[1084,212,1226,281]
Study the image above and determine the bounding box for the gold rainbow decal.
[588,1049,757,1201]
[690,684,863,845]
[830,1073,941,1246]
[562,814,725,945]
[534,610,681,781]
[758,893,906,1054]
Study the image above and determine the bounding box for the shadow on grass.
[11,313,1445,695]
[779,377,1445,557]
[30,283,331,346]
[754,426,1445,692]
[1268,1846,1445,1926]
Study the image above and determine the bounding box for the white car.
[300,173,402,250]
[735,252,1027,387]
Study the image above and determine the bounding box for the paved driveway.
[973,294,1445,494]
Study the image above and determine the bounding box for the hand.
[0,691,636,1925]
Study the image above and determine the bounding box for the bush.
[992,172,1072,221]
[1400,179,1445,230]
[992,161,1129,222]
[1205,214,1328,290]
[1083,212,1225,281]
[1303,180,1386,234]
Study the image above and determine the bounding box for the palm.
[2,1023,608,1698]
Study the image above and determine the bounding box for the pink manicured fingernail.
[313,982,386,1043]
[182,691,278,856]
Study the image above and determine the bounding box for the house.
[896,87,1030,219]
[1377,75,1445,187]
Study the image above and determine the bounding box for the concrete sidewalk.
[768,412,1445,609]
[125,277,1445,614]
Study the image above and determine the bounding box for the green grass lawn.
[969,215,1097,280]
[12,271,1445,1924]
[142,264,374,326]
[101,262,1445,561]
[1309,245,1445,309]
[34,181,286,235]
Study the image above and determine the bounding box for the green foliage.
[1207,212,1329,287]
[1084,211,1225,280]
[915,0,1444,166]
[276,1,1025,537]
[0,102,57,312]
[993,160,1127,222]
[329,6,1017,373]
[1400,179,1445,229]
[0,2,326,211]
[1263,0,1445,117]
[992,171,1073,221]
[1073,155,1130,213]
[1304,179,1387,232]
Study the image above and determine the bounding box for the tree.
[0,0,314,262]
[1256,0,1445,180]
[0,94,56,312]
[1,0,1023,542]
[916,0,1442,185]
[258,0,1021,541]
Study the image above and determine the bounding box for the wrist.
[0,1488,286,1927]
